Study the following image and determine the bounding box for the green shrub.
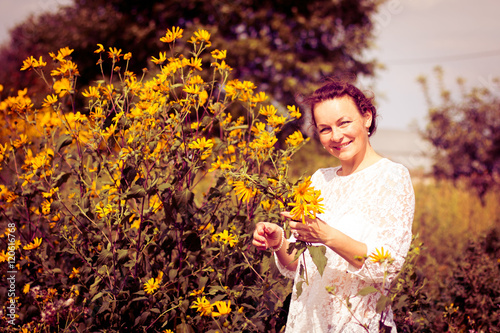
[0,27,311,332]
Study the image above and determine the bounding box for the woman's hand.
[281,211,333,244]
[252,222,283,251]
[282,211,367,269]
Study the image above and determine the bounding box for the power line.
[386,48,500,65]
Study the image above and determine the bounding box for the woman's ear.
[364,112,372,130]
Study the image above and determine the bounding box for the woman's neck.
[338,146,382,176]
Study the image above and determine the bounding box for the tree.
[0,0,384,108]
[418,66,500,198]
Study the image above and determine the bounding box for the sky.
[1,0,500,132]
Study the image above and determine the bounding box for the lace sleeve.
[274,247,297,279]
[346,166,415,284]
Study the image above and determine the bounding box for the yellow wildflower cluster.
[0,88,34,114]
[188,137,214,160]
[0,185,18,203]
[23,237,42,251]
[289,177,325,223]
[225,79,256,103]
[212,229,238,247]
[0,27,314,330]
[190,296,232,317]
[144,271,163,294]
[160,26,184,43]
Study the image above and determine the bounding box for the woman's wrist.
[270,227,285,252]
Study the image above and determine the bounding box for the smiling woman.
[252,79,415,332]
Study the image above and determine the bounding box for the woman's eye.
[341,121,351,126]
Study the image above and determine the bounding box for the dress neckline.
[335,158,387,178]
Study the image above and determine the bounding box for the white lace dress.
[276,158,415,333]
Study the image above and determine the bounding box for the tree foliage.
[418,66,500,198]
[0,0,384,107]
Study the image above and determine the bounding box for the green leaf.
[376,294,391,313]
[53,172,71,188]
[176,322,195,333]
[357,286,379,296]
[307,245,328,276]
[55,134,73,152]
[116,249,129,262]
[91,291,104,302]
[125,185,146,199]
[296,280,304,298]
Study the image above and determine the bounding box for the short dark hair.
[304,78,378,137]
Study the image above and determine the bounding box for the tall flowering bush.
[0,28,323,332]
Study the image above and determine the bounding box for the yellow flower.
[82,85,101,99]
[124,52,132,60]
[50,47,74,61]
[23,237,42,250]
[208,156,233,172]
[287,105,301,119]
[42,94,58,108]
[152,52,167,65]
[199,90,208,105]
[368,247,392,263]
[163,330,174,333]
[187,57,203,71]
[50,60,79,77]
[251,91,268,104]
[184,84,200,95]
[289,177,325,223]
[211,49,227,60]
[0,250,8,263]
[189,137,213,150]
[20,56,47,71]
[285,131,305,147]
[215,230,238,247]
[42,187,59,198]
[213,60,232,71]
[144,272,162,294]
[212,300,231,317]
[189,29,211,47]
[189,287,205,297]
[189,75,204,84]
[233,181,257,203]
[53,78,72,97]
[12,134,29,149]
[259,105,277,116]
[160,26,183,43]
[108,47,122,60]
[190,296,212,316]
[291,177,314,203]
[94,43,105,53]
[267,114,287,129]
[23,284,30,294]
[69,267,80,279]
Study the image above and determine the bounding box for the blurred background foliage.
[0,0,382,110]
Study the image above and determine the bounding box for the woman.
[252,79,415,332]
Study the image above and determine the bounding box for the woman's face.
[314,96,372,164]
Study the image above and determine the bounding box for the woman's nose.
[330,128,342,142]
